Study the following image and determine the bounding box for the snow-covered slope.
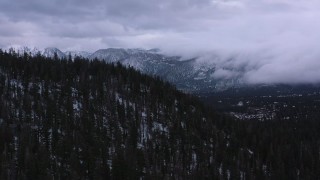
[89,48,243,92]
[3,46,243,92]
[42,47,66,59]
[88,48,130,62]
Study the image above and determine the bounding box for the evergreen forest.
[0,49,319,179]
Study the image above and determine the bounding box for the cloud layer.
[1,0,320,84]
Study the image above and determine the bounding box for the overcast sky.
[1,0,320,84]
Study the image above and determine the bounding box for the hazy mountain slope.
[88,48,130,62]
[89,48,243,92]
[5,47,243,92]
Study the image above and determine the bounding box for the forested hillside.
[0,50,319,179]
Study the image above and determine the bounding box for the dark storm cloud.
[0,0,215,49]
[1,0,320,84]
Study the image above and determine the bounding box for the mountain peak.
[42,47,66,59]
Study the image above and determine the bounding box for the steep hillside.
[0,50,247,179]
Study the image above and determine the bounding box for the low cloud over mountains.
[1,0,320,84]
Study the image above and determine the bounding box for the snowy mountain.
[89,48,243,92]
[4,46,243,92]
[42,47,66,59]
[88,48,131,62]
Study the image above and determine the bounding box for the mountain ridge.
[1,46,249,92]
